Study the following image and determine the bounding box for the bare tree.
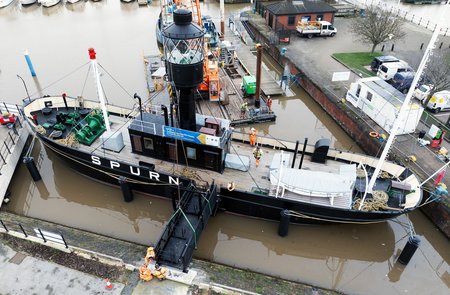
[351,6,406,53]
[420,49,450,112]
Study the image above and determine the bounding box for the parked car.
[370,55,399,72]
[413,84,432,102]
[391,72,415,94]
[426,90,450,113]
[377,61,413,81]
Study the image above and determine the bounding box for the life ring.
[369,131,379,138]
[227,182,235,191]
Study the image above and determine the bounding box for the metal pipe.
[255,44,262,108]
[291,140,299,168]
[62,93,68,110]
[299,138,308,169]
[161,105,169,126]
[170,103,174,127]
[133,93,143,122]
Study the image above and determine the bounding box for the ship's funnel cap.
[174,9,192,25]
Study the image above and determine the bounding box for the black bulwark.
[128,112,229,173]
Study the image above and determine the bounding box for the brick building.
[262,0,337,31]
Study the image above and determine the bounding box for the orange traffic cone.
[105,278,113,290]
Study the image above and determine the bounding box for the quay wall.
[243,22,450,238]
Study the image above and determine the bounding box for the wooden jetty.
[143,54,276,126]
[235,45,283,96]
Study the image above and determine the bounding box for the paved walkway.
[0,242,125,295]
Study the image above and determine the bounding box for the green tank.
[242,75,256,97]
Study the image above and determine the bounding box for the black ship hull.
[38,134,411,225]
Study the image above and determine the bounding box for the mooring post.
[397,235,421,265]
[23,157,42,181]
[24,50,36,77]
[278,209,290,237]
[119,176,134,203]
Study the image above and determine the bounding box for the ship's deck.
[24,96,422,210]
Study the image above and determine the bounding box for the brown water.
[1,2,449,294]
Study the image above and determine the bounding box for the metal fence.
[0,103,25,171]
[0,219,68,249]
[347,0,450,37]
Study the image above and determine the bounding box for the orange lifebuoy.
[369,131,379,138]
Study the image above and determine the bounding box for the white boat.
[0,0,14,8]
[39,0,61,7]
[20,0,37,5]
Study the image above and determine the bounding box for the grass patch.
[333,52,382,77]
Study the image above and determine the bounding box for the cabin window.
[186,147,197,160]
[288,16,296,26]
[166,142,177,161]
[356,85,361,97]
[131,135,143,152]
[316,14,323,21]
[366,92,373,102]
[144,138,154,151]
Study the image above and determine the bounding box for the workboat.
[39,0,61,7]
[20,0,37,5]
[0,0,14,8]
[21,45,425,224]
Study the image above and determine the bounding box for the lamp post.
[16,74,31,103]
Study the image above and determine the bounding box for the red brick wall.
[267,12,335,30]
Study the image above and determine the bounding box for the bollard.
[24,50,36,77]
[397,235,421,265]
[278,209,290,237]
[23,157,41,181]
[439,42,443,49]
[420,43,424,50]
[119,176,133,202]
[381,45,385,52]
[391,44,395,51]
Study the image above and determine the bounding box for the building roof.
[265,0,337,16]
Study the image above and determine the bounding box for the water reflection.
[6,142,171,245]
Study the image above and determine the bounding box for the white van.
[377,60,413,81]
[426,90,450,113]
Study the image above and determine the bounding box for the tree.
[351,6,406,53]
[420,49,450,114]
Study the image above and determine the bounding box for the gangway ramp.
[155,182,218,272]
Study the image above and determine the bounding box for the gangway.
[155,182,218,272]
